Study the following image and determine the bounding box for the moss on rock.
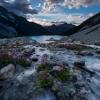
[37,71,53,88]
[37,63,52,72]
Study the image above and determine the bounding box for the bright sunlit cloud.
[26,13,94,26]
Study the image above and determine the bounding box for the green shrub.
[37,63,52,72]
[0,53,31,69]
[37,71,53,88]
[0,53,15,69]
[52,67,70,82]
[58,68,69,81]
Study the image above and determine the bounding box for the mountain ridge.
[0,6,50,38]
[45,22,75,35]
[63,13,100,36]
[69,13,100,44]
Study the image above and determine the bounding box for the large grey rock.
[0,64,15,80]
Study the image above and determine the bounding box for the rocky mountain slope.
[65,13,100,35]
[70,24,100,44]
[68,13,100,44]
[0,6,50,38]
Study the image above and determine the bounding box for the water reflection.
[31,35,64,43]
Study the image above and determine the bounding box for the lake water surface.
[31,35,65,43]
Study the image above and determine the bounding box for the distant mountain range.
[0,6,50,38]
[0,6,76,38]
[68,13,100,44]
[45,22,75,35]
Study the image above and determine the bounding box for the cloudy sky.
[0,0,100,25]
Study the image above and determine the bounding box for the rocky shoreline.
[0,37,100,100]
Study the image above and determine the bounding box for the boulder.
[74,61,95,75]
[32,57,38,62]
[96,50,100,54]
[52,66,64,72]
[74,61,85,67]
[0,64,15,80]
[95,41,100,46]
[23,48,35,57]
[77,51,93,56]
[30,55,39,62]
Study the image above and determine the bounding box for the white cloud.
[42,0,100,12]
[64,0,100,8]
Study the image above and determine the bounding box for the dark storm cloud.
[0,0,38,14]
